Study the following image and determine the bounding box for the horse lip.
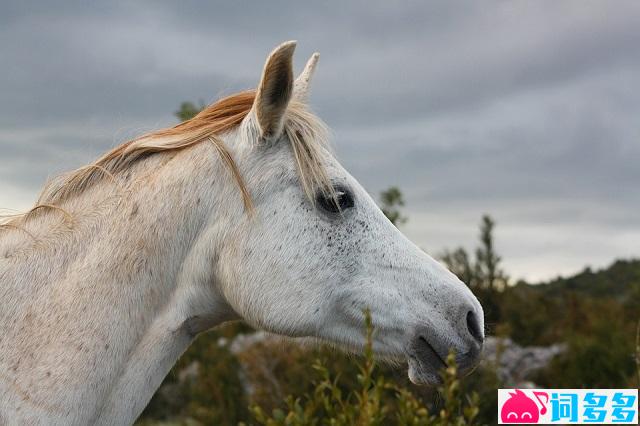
[405,334,448,385]
[418,336,447,369]
[407,353,443,385]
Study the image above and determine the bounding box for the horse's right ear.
[251,41,296,143]
[293,52,319,102]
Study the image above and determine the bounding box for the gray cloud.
[1,1,639,280]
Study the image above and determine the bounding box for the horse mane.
[2,90,333,227]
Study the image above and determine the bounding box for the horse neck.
[0,142,241,424]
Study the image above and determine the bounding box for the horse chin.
[407,356,444,386]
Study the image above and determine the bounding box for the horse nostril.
[466,310,483,344]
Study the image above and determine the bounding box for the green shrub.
[248,311,481,426]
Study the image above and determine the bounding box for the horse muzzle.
[406,314,483,385]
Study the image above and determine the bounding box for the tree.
[440,215,507,292]
[440,215,508,325]
[379,186,408,227]
[175,100,206,122]
[440,247,476,288]
[475,215,507,292]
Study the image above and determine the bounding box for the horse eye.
[316,186,354,214]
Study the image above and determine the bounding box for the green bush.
[248,311,481,426]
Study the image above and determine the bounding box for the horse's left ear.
[252,41,296,142]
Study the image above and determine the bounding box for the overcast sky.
[1,1,639,281]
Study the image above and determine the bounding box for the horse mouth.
[406,336,447,385]
[407,355,443,385]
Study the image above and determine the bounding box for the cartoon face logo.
[501,389,548,423]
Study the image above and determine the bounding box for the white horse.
[0,41,484,425]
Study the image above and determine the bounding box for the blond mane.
[2,90,333,228]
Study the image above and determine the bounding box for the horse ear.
[293,52,320,102]
[252,41,296,142]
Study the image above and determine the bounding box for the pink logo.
[500,389,548,423]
